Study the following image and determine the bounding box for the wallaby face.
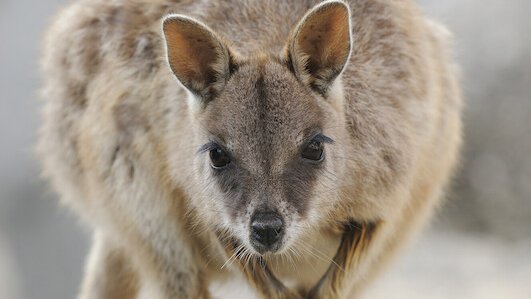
[191,62,348,254]
[163,2,352,254]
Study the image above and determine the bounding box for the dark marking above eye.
[312,133,334,144]
[198,141,219,154]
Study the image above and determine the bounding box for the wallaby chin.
[39,0,462,298]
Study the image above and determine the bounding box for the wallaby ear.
[287,0,352,95]
[162,15,234,100]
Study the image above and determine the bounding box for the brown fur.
[38,0,462,298]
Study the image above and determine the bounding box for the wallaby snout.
[250,211,285,253]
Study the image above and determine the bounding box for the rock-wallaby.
[38,0,462,298]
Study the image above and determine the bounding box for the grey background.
[0,0,530,298]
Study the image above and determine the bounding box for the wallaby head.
[162,1,352,255]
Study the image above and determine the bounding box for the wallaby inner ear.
[162,15,234,100]
[287,0,352,95]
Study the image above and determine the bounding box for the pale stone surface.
[363,230,531,299]
[0,236,22,299]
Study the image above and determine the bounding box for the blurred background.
[0,0,529,298]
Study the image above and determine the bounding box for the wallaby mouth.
[249,211,285,254]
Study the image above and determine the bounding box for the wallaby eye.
[302,139,324,162]
[210,148,231,168]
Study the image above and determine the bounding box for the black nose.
[250,212,284,252]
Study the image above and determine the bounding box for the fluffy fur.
[38,0,462,298]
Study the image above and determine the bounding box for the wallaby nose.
[250,212,284,252]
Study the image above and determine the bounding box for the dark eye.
[302,139,324,162]
[209,147,231,168]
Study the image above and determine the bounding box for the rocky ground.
[363,229,531,299]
